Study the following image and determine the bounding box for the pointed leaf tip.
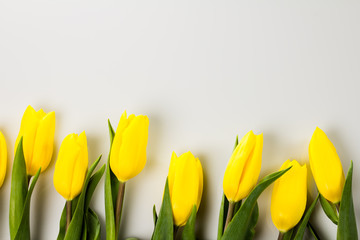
[337,161,357,240]
[182,205,197,240]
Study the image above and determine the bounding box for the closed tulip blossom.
[271,160,307,233]
[309,127,345,203]
[222,130,263,230]
[15,105,55,176]
[53,132,89,201]
[0,131,7,188]
[110,111,149,182]
[53,132,88,231]
[168,151,203,226]
[109,111,149,237]
[223,130,263,202]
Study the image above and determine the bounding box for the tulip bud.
[0,131,7,188]
[53,132,88,200]
[271,160,307,232]
[223,130,263,202]
[110,111,149,182]
[168,152,203,226]
[309,127,345,203]
[14,105,55,176]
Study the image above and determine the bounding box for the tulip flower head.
[53,132,88,200]
[271,160,307,232]
[223,130,263,202]
[110,111,149,182]
[0,131,7,188]
[14,105,55,176]
[168,151,203,226]
[309,127,345,203]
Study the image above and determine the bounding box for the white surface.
[0,1,359,239]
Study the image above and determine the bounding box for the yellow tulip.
[271,160,307,232]
[0,131,7,188]
[14,105,55,176]
[110,111,149,182]
[309,127,345,203]
[53,132,88,200]
[223,130,263,202]
[168,151,203,226]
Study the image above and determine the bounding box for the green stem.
[278,232,284,240]
[115,181,126,239]
[173,225,179,240]
[335,202,340,213]
[224,201,235,231]
[66,200,72,232]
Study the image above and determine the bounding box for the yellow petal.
[15,106,35,156]
[0,131,7,188]
[169,152,203,226]
[168,151,178,198]
[15,106,56,176]
[28,111,55,176]
[110,111,131,180]
[110,111,131,161]
[309,127,345,203]
[234,133,263,200]
[69,132,88,199]
[15,106,39,165]
[36,108,46,118]
[223,131,263,202]
[53,132,88,200]
[110,114,149,182]
[196,157,203,209]
[271,160,307,232]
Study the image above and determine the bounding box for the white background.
[0,1,359,239]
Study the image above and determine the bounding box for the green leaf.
[244,202,258,240]
[105,119,119,240]
[85,163,105,210]
[307,223,320,240]
[108,119,115,145]
[282,229,294,240]
[221,167,291,240]
[152,178,173,240]
[82,221,88,240]
[107,120,120,206]
[58,143,105,240]
[218,135,239,240]
[319,194,338,225]
[57,206,67,240]
[107,121,120,209]
[217,194,229,240]
[233,135,238,150]
[82,165,105,240]
[86,208,101,240]
[14,168,41,240]
[9,137,28,240]
[64,156,102,240]
[105,157,117,240]
[233,200,242,216]
[57,197,80,240]
[182,205,197,240]
[153,205,158,227]
[337,161,358,240]
[293,194,319,240]
[110,168,120,216]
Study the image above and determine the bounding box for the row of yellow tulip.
[220,127,347,237]
[0,105,355,240]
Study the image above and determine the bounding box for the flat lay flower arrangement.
[0,106,357,240]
